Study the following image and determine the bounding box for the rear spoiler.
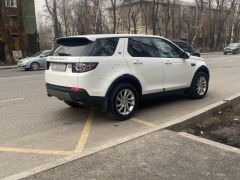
[56,37,93,46]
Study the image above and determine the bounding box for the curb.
[2,93,240,180]
[168,93,240,131]
[0,66,18,70]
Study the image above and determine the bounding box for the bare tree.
[45,0,62,43]
[152,0,160,35]
[111,0,117,33]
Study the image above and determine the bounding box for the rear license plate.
[51,63,66,72]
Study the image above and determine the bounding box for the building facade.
[107,0,197,40]
[0,0,39,63]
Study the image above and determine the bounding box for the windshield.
[32,51,43,57]
[53,38,119,57]
[228,43,238,48]
[41,51,52,57]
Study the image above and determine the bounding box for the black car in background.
[223,43,240,55]
[171,40,200,57]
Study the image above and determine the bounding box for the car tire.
[224,52,227,55]
[64,101,84,108]
[108,83,138,121]
[188,72,209,99]
[30,62,40,71]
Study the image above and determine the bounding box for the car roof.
[171,39,188,43]
[229,43,240,45]
[58,34,165,41]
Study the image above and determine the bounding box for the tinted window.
[152,38,182,58]
[128,37,156,57]
[91,38,119,56]
[53,38,119,57]
[32,51,43,57]
[53,43,94,56]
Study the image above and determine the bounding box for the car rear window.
[53,37,119,57]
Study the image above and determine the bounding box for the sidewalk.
[0,65,17,70]
[23,130,240,180]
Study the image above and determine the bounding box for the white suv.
[46,34,209,120]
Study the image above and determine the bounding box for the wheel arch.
[106,74,142,97]
[194,65,210,80]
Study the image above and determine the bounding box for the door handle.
[165,62,172,65]
[133,60,143,65]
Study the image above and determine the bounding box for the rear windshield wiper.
[58,53,71,56]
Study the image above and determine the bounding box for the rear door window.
[91,38,119,56]
[127,37,157,57]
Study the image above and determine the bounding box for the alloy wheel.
[116,89,135,116]
[196,76,207,96]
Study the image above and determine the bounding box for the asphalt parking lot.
[0,53,240,178]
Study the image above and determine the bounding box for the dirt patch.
[182,103,240,148]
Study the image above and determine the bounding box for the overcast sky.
[34,0,45,15]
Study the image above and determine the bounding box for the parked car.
[17,50,52,71]
[171,39,200,57]
[46,34,209,121]
[223,43,240,55]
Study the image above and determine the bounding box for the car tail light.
[72,62,98,73]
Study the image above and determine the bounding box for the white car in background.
[17,50,52,71]
[46,34,210,120]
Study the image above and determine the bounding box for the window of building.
[5,0,17,7]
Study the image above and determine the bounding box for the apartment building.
[0,0,39,62]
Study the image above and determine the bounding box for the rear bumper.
[46,83,106,106]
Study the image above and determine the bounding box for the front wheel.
[30,62,40,71]
[108,83,138,121]
[188,72,209,99]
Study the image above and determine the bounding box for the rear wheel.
[108,83,138,121]
[188,72,209,99]
[30,62,40,71]
[64,101,83,108]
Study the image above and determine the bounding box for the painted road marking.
[74,110,95,153]
[0,74,43,80]
[131,118,156,127]
[178,132,240,155]
[0,147,73,156]
[0,97,24,103]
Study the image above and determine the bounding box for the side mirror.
[181,51,190,59]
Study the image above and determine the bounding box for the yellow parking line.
[0,147,73,156]
[131,118,156,127]
[74,110,95,153]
